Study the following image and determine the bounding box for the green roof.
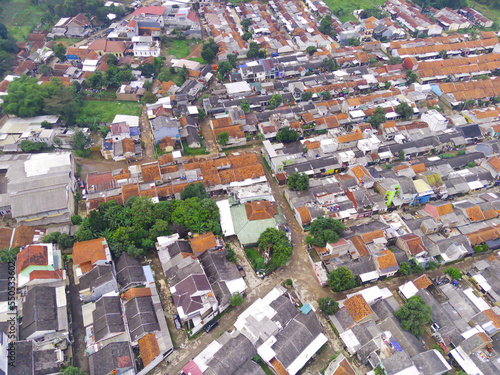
[230,204,284,246]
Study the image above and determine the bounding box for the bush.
[318,297,339,315]
[473,243,488,253]
[285,278,293,287]
[225,245,237,263]
[71,215,83,225]
[445,267,462,280]
[229,292,245,306]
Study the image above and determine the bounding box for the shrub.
[71,215,83,225]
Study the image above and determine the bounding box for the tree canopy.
[368,106,386,128]
[395,296,431,336]
[240,99,250,113]
[327,267,358,292]
[287,172,309,191]
[269,94,283,108]
[306,46,317,56]
[396,102,414,119]
[319,15,336,38]
[0,247,20,263]
[258,227,292,272]
[217,131,229,145]
[306,216,345,247]
[60,366,87,375]
[301,91,313,102]
[72,130,92,156]
[181,182,208,200]
[445,267,462,280]
[247,42,266,59]
[318,297,339,315]
[276,127,300,143]
[201,39,219,63]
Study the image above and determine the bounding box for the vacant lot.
[469,1,500,29]
[77,100,142,123]
[323,0,386,23]
[0,0,45,41]
[165,39,203,59]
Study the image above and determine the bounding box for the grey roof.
[370,299,396,321]
[351,320,382,348]
[8,340,33,375]
[115,252,146,291]
[269,296,298,326]
[382,350,413,375]
[272,312,323,368]
[165,254,203,286]
[21,286,58,340]
[199,250,241,282]
[92,296,125,343]
[331,306,356,333]
[79,265,115,291]
[378,316,424,358]
[233,359,266,375]
[206,334,259,375]
[88,341,134,375]
[0,263,9,302]
[151,116,179,131]
[357,339,380,363]
[124,296,160,342]
[344,256,376,276]
[411,350,449,375]
[460,333,489,354]
[34,348,62,375]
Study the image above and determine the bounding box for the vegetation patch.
[322,0,386,23]
[77,101,142,124]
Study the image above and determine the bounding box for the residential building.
[72,238,112,279]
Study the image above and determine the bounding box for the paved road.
[67,265,89,373]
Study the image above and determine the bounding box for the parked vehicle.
[173,314,182,330]
[81,189,87,199]
[431,323,440,332]
[204,319,218,333]
[237,265,246,278]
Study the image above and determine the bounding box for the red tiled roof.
[72,238,108,266]
[190,232,217,254]
[17,245,48,274]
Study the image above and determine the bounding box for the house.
[79,265,118,303]
[150,117,180,144]
[7,340,64,375]
[115,252,146,292]
[116,84,146,101]
[16,243,63,288]
[67,13,91,37]
[324,354,356,375]
[412,179,433,205]
[331,294,374,333]
[88,341,135,375]
[189,232,221,256]
[315,239,351,262]
[88,39,127,57]
[89,296,127,350]
[123,288,160,343]
[20,285,68,341]
[375,250,399,277]
[374,178,401,207]
[295,206,312,229]
[132,36,160,57]
[72,238,112,278]
[396,234,428,259]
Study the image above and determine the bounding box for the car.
[173,314,182,330]
[237,265,246,278]
[204,319,218,333]
[431,323,440,332]
[81,189,87,199]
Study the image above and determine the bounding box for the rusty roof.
[211,116,233,129]
[400,234,427,256]
[465,206,485,222]
[488,156,500,173]
[72,238,108,266]
[337,132,363,144]
[234,164,264,181]
[484,309,500,329]
[0,227,13,250]
[141,162,161,183]
[122,183,140,203]
[343,294,373,322]
[296,206,312,225]
[411,163,426,174]
[17,245,48,274]
[156,184,174,197]
[245,200,278,221]
[190,232,217,254]
[138,333,160,367]
[413,275,432,290]
[158,154,174,165]
[361,230,385,244]
[377,251,398,271]
[467,226,500,246]
[350,236,369,257]
[123,287,152,301]
[12,225,36,248]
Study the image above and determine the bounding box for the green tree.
[0,247,20,263]
[230,292,245,306]
[57,233,74,249]
[227,54,238,68]
[148,219,172,239]
[348,38,360,46]
[20,140,47,153]
[217,61,233,80]
[276,127,300,143]
[388,56,403,65]
[318,297,339,315]
[321,90,331,100]
[411,262,425,275]
[201,39,219,63]
[438,49,448,59]
[396,102,414,119]
[43,78,82,125]
[0,50,16,77]
[170,198,221,235]
[319,15,336,37]
[242,31,252,41]
[143,80,153,91]
[142,91,157,104]
[258,227,292,271]
[406,70,418,85]
[269,94,283,108]
[445,267,462,280]
[426,260,439,271]
[368,106,386,128]
[287,172,309,191]
[71,215,83,225]
[225,245,237,263]
[395,296,431,336]
[131,197,156,230]
[306,45,317,56]
[241,18,251,31]
[247,42,265,59]
[398,262,412,276]
[1,74,47,117]
[53,43,66,61]
[240,99,250,113]
[72,130,91,154]
[198,108,206,120]
[38,64,52,76]
[53,138,62,147]
[301,91,313,102]
[385,81,392,90]
[107,53,118,66]
[218,131,229,145]
[327,267,358,292]
[306,216,345,247]
[181,182,208,200]
[322,57,338,72]
[60,366,87,375]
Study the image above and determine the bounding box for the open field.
[469,1,500,29]
[77,100,143,123]
[165,39,203,59]
[0,0,45,41]
[322,0,386,23]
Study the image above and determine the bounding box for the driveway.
[67,264,89,373]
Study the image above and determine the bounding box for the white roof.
[225,81,252,95]
[257,337,277,362]
[112,114,139,127]
[360,271,379,283]
[463,287,490,312]
[171,59,200,71]
[346,285,392,304]
[217,200,235,236]
[339,329,361,351]
[56,285,67,307]
[226,278,246,295]
[472,274,491,292]
[193,340,223,372]
[468,180,483,190]
[187,106,199,115]
[172,150,182,159]
[450,347,483,375]
[399,281,419,300]
[287,333,328,375]
[24,152,72,177]
[350,110,365,118]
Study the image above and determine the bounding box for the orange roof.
[270,358,288,375]
[302,112,315,123]
[343,294,373,322]
[337,132,363,144]
[12,225,36,248]
[296,206,312,225]
[350,236,369,257]
[122,183,140,203]
[400,234,427,256]
[465,206,485,222]
[158,154,174,165]
[484,309,500,329]
[138,333,160,367]
[488,156,500,173]
[157,185,174,197]
[394,164,409,173]
[413,275,432,290]
[141,162,161,182]
[0,227,13,250]
[333,358,356,375]
[113,169,131,181]
[377,251,398,271]
[411,163,426,174]
[483,209,499,220]
[350,165,370,182]
[17,245,48,274]
[29,269,63,282]
[245,200,278,221]
[211,116,233,129]
[190,232,217,254]
[468,226,500,246]
[361,230,385,244]
[72,238,108,266]
[305,140,320,150]
[234,164,264,181]
[436,203,454,217]
[123,287,152,301]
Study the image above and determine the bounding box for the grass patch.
[165,39,203,59]
[223,141,262,154]
[53,37,78,46]
[182,140,209,156]
[245,247,266,271]
[322,0,386,23]
[468,1,500,30]
[189,57,206,64]
[0,0,45,41]
[307,247,321,262]
[77,101,142,123]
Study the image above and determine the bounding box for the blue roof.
[130,127,140,136]
[300,303,312,315]
[431,85,442,97]
[390,337,403,352]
